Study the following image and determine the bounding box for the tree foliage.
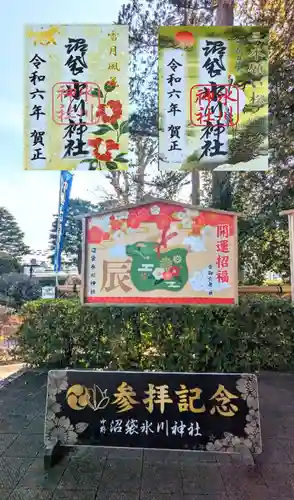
[0,207,30,258]
[48,198,118,272]
[49,198,99,271]
[0,273,41,309]
[232,171,292,283]
[236,0,294,63]
[0,252,21,276]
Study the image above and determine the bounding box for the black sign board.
[44,370,262,455]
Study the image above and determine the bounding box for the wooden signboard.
[44,370,261,467]
[81,199,240,306]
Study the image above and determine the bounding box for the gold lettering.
[109,45,117,56]
[248,62,263,75]
[108,62,120,71]
[112,382,139,413]
[210,384,239,417]
[108,30,118,42]
[100,260,132,293]
[175,385,206,413]
[143,384,173,414]
[248,45,264,61]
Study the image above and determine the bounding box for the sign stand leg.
[235,445,255,466]
[44,440,69,470]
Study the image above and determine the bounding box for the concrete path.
[0,363,24,381]
[0,370,294,499]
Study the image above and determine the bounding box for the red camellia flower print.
[175,31,195,47]
[156,214,171,231]
[88,138,119,162]
[109,215,128,231]
[97,100,122,124]
[169,266,180,277]
[191,219,203,236]
[127,208,149,229]
[88,226,109,244]
[162,270,173,280]
[127,216,140,229]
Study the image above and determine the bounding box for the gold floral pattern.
[45,370,89,447]
[206,374,262,455]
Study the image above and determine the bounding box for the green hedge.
[15,297,294,372]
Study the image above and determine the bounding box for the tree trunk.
[77,245,82,275]
[191,169,200,205]
[183,1,200,206]
[215,0,234,25]
[212,0,234,209]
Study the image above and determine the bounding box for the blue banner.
[54,171,73,273]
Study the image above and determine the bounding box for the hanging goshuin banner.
[24,25,129,171]
[54,171,73,273]
[158,26,269,172]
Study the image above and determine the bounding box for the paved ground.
[0,363,24,381]
[0,369,294,500]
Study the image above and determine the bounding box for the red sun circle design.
[175,31,195,47]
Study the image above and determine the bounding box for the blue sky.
[0,0,125,252]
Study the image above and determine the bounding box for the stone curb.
[0,366,28,390]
